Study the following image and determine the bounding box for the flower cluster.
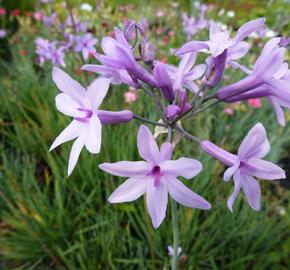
[50,16,288,232]
[35,9,97,67]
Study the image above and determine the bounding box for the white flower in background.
[81,3,93,12]
[276,206,286,216]
[227,11,235,18]
[265,29,278,38]
[168,246,182,257]
[218,9,225,16]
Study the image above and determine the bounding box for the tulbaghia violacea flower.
[75,33,98,60]
[176,18,264,87]
[216,38,290,126]
[176,18,265,58]
[43,12,58,28]
[83,27,156,87]
[99,125,211,228]
[201,123,285,211]
[50,67,133,176]
[162,52,206,93]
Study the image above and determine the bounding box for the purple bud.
[205,49,227,87]
[166,105,182,119]
[279,36,290,47]
[97,110,133,124]
[139,41,155,64]
[153,64,175,102]
[178,90,187,109]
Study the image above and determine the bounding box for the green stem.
[171,198,179,270]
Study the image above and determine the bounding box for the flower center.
[152,165,162,187]
[75,108,93,122]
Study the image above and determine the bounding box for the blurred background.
[0,0,289,269]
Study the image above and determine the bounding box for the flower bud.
[139,41,155,64]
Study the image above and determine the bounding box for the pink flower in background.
[0,7,6,16]
[33,11,43,21]
[223,107,234,115]
[124,89,137,103]
[156,10,164,17]
[11,9,20,16]
[248,98,262,108]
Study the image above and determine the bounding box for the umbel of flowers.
[49,18,288,269]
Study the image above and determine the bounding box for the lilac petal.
[207,33,232,57]
[81,64,113,75]
[55,93,88,118]
[186,64,207,81]
[233,17,265,43]
[50,120,83,151]
[137,125,162,164]
[243,158,285,180]
[238,123,270,160]
[227,41,250,61]
[84,115,102,154]
[200,140,237,167]
[227,171,242,212]
[227,61,252,74]
[108,177,147,203]
[99,161,152,177]
[273,62,288,79]
[146,182,168,228]
[175,41,209,55]
[97,110,133,124]
[179,52,196,73]
[167,177,211,209]
[223,159,240,182]
[268,97,285,127]
[209,21,221,37]
[241,173,261,211]
[101,37,117,57]
[153,64,174,102]
[67,131,87,176]
[265,78,290,102]
[215,75,260,101]
[161,158,202,179]
[52,67,89,108]
[87,78,110,109]
[254,47,285,79]
[184,81,198,93]
[160,142,173,161]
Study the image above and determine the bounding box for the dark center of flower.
[74,108,93,122]
[152,165,162,187]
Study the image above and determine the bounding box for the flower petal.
[268,97,285,127]
[167,177,211,209]
[55,93,88,118]
[146,181,168,228]
[161,158,202,179]
[52,67,89,107]
[67,130,87,176]
[87,78,110,109]
[84,115,102,154]
[137,125,162,164]
[241,173,261,211]
[99,161,152,177]
[175,41,209,56]
[233,17,265,43]
[238,123,270,159]
[223,159,240,182]
[179,52,196,73]
[160,142,173,161]
[227,171,242,212]
[50,120,84,151]
[101,37,117,57]
[108,177,147,203]
[227,41,250,61]
[243,158,285,180]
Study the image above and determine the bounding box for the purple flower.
[90,27,156,87]
[216,38,290,126]
[65,16,88,33]
[177,18,265,58]
[49,46,66,67]
[182,4,208,40]
[43,12,58,28]
[162,52,206,92]
[123,20,147,45]
[50,67,133,176]
[201,123,285,212]
[99,125,211,228]
[0,29,7,38]
[75,33,98,60]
